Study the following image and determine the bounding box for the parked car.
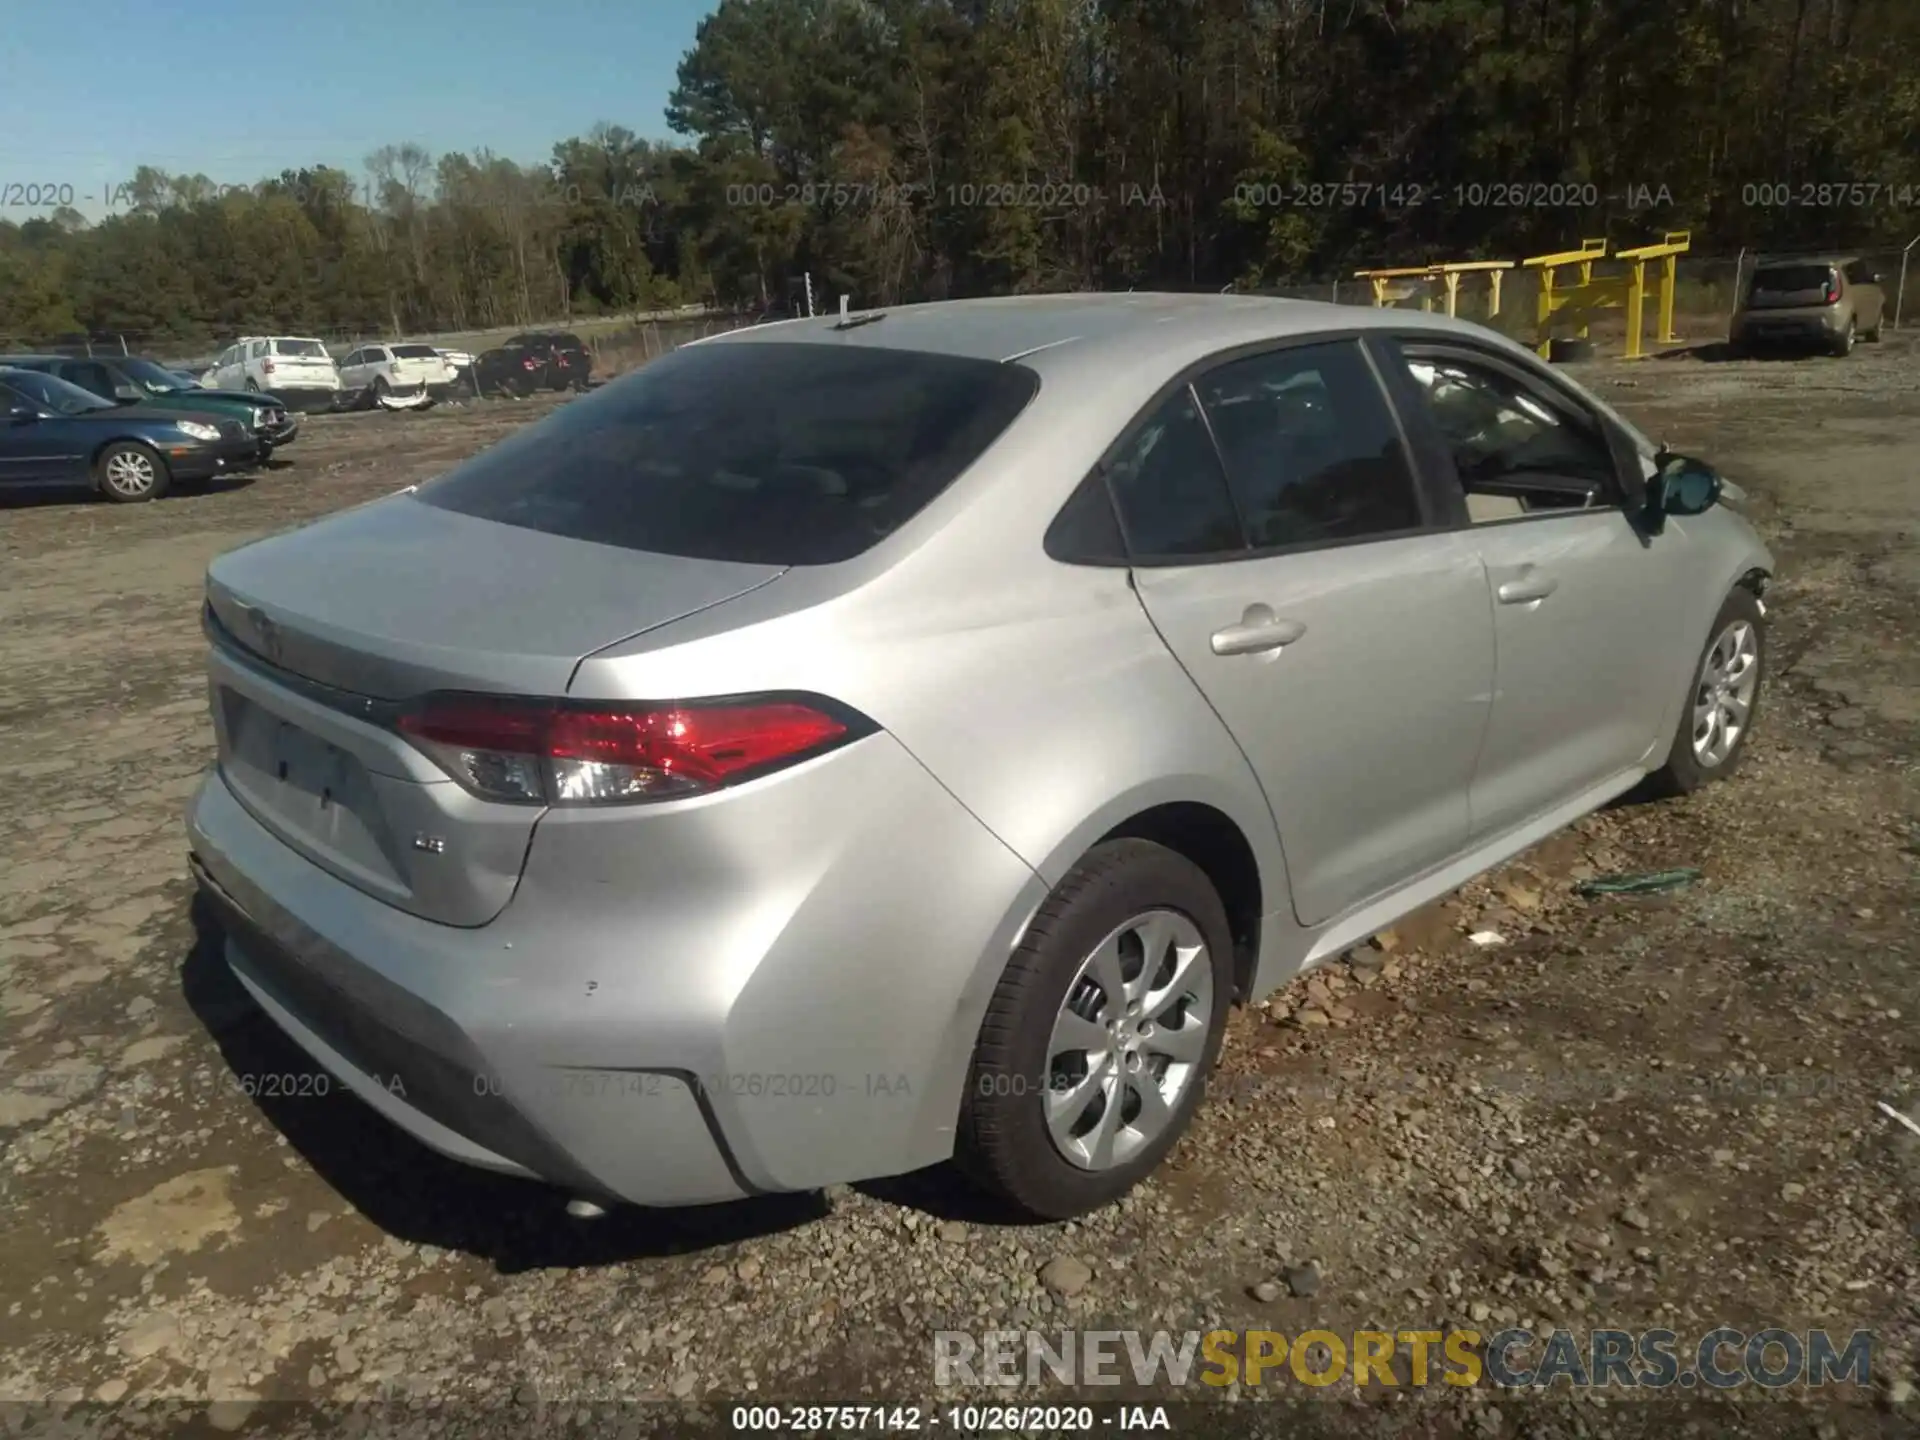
[1730,254,1887,357]
[472,331,591,397]
[435,350,476,391]
[0,354,298,459]
[206,337,343,409]
[186,295,1772,1220]
[1,366,258,502]
[338,343,458,405]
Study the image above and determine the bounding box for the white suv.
[338,342,458,400]
[208,337,342,405]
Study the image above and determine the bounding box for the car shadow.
[856,1167,1050,1227]
[1656,340,1822,364]
[178,892,829,1272]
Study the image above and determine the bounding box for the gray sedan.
[186,294,1773,1219]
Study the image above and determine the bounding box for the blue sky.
[0,0,716,220]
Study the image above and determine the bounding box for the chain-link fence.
[1236,247,1913,348]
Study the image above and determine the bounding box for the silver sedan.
[186,294,1773,1219]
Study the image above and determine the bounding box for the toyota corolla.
[186,294,1772,1219]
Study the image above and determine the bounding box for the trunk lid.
[203,495,786,925]
[389,347,454,387]
[268,343,340,388]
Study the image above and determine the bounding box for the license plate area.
[218,688,406,889]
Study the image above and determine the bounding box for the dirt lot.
[1,342,1916,1437]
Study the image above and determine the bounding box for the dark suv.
[473,332,593,397]
[1730,255,1887,357]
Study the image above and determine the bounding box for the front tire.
[957,839,1234,1220]
[1648,587,1766,795]
[95,441,171,503]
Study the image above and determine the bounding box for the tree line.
[3,0,1916,349]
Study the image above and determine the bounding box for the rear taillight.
[261,359,275,374]
[522,357,539,371]
[1825,282,1841,304]
[396,694,865,805]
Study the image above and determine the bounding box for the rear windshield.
[417,341,1039,565]
[391,344,440,358]
[273,339,331,357]
[1750,265,1833,294]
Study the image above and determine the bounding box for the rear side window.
[1105,386,1245,560]
[417,341,1039,565]
[1195,341,1423,550]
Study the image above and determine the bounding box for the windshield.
[274,339,331,358]
[391,344,440,358]
[1751,265,1833,295]
[1,368,118,415]
[120,358,189,392]
[418,341,1039,565]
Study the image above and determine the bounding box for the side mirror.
[113,384,143,401]
[7,401,39,423]
[1644,450,1723,533]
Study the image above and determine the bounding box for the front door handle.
[1496,573,1559,605]
[1211,608,1307,656]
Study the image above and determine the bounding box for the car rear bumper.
[184,734,1044,1208]
[1732,309,1844,345]
[267,386,341,413]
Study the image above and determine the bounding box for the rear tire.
[1647,587,1766,796]
[956,839,1234,1220]
[1832,319,1856,357]
[95,441,171,503]
[244,378,260,393]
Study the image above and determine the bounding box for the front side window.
[1195,341,1424,550]
[418,341,1039,566]
[1397,352,1619,517]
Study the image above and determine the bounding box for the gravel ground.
[0,343,1916,1438]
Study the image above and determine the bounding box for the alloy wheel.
[1691,620,1760,767]
[102,449,157,500]
[1044,909,1215,1171]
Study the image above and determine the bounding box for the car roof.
[0,354,68,364]
[701,292,1535,383]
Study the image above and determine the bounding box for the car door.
[1380,337,1691,840]
[0,378,85,483]
[1847,261,1887,331]
[1114,336,1495,927]
[338,349,364,388]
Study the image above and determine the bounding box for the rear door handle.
[1496,574,1559,605]
[1210,609,1307,656]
